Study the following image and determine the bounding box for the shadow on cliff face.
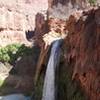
[25,13,49,46]
[25,30,34,42]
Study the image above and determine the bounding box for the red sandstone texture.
[64,7,100,100]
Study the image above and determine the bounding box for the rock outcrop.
[48,0,90,19]
[49,0,89,8]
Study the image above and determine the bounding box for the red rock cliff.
[64,7,100,100]
[33,6,100,100]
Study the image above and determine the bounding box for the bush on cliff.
[89,0,96,5]
[0,44,34,64]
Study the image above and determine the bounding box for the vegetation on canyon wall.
[0,79,4,87]
[0,44,34,64]
[89,0,96,5]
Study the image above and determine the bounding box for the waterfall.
[42,39,63,100]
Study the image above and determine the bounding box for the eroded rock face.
[64,7,100,100]
[48,0,89,19]
[0,0,48,46]
[49,0,88,7]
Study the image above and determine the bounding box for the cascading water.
[42,39,63,100]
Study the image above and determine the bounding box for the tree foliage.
[0,44,34,64]
[89,0,96,5]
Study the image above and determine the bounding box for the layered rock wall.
[0,0,48,46]
[48,0,90,19]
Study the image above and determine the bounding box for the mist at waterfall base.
[42,39,63,100]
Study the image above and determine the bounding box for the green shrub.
[89,0,96,5]
[0,44,34,64]
[0,44,21,63]
[0,79,4,87]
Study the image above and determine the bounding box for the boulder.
[0,62,12,75]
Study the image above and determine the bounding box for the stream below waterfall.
[0,94,30,100]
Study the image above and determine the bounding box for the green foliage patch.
[0,44,34,64]
[0,79,4,87]
[89,0,96,5]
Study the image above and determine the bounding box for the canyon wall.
[0,0,48,46]
[0,0,99,46]
[63,7,100,100]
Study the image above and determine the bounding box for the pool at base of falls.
[0,94,31,100]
